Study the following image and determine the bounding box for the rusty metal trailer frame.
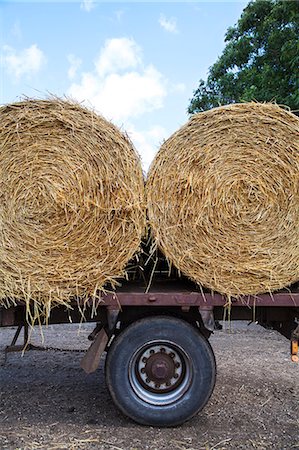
[1,280,299,358]
[1,279,298,426]
[1,280,299,322]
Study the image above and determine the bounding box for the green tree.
[188,0,299,114]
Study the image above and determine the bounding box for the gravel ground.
[0,321,298,450]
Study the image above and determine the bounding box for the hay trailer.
[1,279,298,427]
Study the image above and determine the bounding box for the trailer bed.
[97,279,299,307]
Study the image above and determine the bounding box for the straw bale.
[0,99,145,311]
[147,103,299,295]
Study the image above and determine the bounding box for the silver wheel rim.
[128,340,193,406]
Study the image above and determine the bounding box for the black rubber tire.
[105,316,216,427]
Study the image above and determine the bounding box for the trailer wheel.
[105,316,216,427]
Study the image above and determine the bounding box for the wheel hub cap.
[129,340,192,406]
[137,344,184,392]
[146,353,174,382]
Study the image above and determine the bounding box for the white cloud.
[1,44,46,80]
[115,9,124,22]
[95,37,142,77]
[68,37,167,123]
[11,21,22,40]
[67,37,186,171]
[67,54,82,80]
[80,0,95,12]
[171,82,186,93]
[127,124,167,171]
[159,14,178,34]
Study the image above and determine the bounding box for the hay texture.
[147,103,299,296]
[0,99,145,311]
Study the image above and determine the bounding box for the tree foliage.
[188,0,299,114]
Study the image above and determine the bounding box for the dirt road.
[0,321,298,450]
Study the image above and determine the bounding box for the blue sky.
[1,1,247,170]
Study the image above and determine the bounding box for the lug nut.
[141,368,145,374]
[150,349,155,355]
[170,352,175,358]
[175,362,180,368]
[142,357,147,363]
[155,383,161,388]
[146,378,150,383]
[174,373,179,379]
[160,348,166,353]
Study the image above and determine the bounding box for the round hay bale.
[0,99,145,309]
[147,103,299,296]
